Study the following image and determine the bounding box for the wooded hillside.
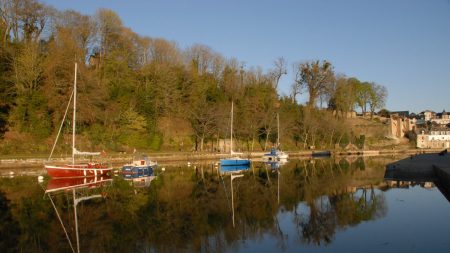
[0,0,387,154]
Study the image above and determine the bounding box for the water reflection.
[1,156,448,252]
[0,189,19,252]
[219,164,250,174]
[385,154,450,203]
[45,177,112,253]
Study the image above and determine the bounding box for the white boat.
[220,102,251,166]
[263,113,289,161]
[263,148,289,161]
[45,63,112,178]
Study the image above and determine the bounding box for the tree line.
[0,0,387,153]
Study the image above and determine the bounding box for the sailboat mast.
[277,113,280,148]
[73,189,80,253]
[72,63,77,165]
[230,101,233,155]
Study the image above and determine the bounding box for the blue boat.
[220,158,251,166]
[221,101,251,166]
[121,155,156,179]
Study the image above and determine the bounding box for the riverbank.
[0,148,446,169]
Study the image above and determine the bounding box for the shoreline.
[0,148,444,169]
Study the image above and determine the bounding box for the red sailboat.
[45,63,112,178]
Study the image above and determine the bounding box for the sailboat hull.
[45,164,112,178]
[263,148,289,161]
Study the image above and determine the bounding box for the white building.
[422,110,435,121]
[431,111,450,125]
[417,129,450,149]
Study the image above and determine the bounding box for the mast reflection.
[45,177,112,253]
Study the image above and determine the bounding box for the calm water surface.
[1,156,449,252]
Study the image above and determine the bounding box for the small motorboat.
[121,155,156,179]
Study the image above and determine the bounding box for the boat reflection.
[120,165,156,188]
[45,177,112,253]
[264,161,284,204]
[264,159,287,170]
[46,176,112,193]
[230,172,244,228]
[124,175,156,188]
[219,164,250,174]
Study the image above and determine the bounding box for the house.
[416,128,450,149]
[433,110,450,126]
[420,110,435,121]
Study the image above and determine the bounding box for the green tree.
[328,76,356,116]
[354,80,372,114]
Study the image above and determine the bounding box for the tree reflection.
[0,157,390,252]
[0,190,19,252]
[298,197,336,245]
[289,158,387,246]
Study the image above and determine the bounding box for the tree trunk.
[200,134,204,151]
[329,129,334,149]
[303,132,308,150]
[264,127,271,151]
[251,135,255,152]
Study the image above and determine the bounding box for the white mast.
[72,63,77,165]
[277,113,280,148]
[230,101,233,155]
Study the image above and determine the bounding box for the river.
[0,156,449,252]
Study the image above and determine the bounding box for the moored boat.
[220,158,251,166]
[220,102,251,166]
[121,155,156,179]
[262,113,289,161]
[263,148,289,161]
[45,63,112,178]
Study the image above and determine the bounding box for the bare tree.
[269,57,287,90]
[0,0,50,44]
[0,0,13,45]
[293,60,334,107]
[94,8,123,64]
[368,83,387,117]
[185,43,214,75]
[290,63,302,103]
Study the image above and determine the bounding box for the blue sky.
[42,0,450,113]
